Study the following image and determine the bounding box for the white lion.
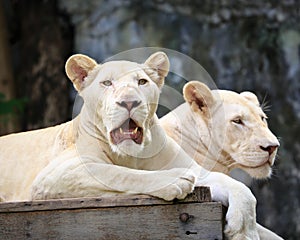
[160,81,282,239]
[0,52,259,239]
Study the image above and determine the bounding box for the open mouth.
[110,118,143,145]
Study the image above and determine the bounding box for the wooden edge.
[0,186,211,213]
[182,185,211,203]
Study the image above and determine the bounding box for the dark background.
[0,1,299,239]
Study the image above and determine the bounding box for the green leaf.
[0,92,5,101]
[0,92,27,115]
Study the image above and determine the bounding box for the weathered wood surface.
[0,186,212,213]
[0,187,224,240]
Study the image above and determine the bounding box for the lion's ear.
[240,91,260,106]
[144,52,170,88]
[183,81,215,115]
[65,54,98,91]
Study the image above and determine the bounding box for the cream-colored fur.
[161,81,280,178]
[160,81,282,240]
[0,53,259,239]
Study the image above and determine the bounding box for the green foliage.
[0,93,27,116]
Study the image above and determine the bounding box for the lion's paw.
[150,168,196,201]
[224,185,259,240]
[224,210,259,240]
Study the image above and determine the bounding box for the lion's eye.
[138,79,148,85]
[232,118,243,125]
[102,80,112,86]
[261,116,268,123]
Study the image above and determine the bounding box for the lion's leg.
[257,223,283,240]
[196,171,259,240]
[31,152,196,201]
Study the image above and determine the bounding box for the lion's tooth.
[133,127,138,134]
[119,128,123,134]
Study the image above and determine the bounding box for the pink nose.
[260,145,279,155]
[116,100,141,111]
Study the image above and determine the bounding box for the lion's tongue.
[111,119,143,145]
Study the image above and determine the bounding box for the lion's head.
[183,81,280,178]
[65,52,169,157]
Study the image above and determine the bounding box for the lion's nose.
[260,144,279,155]
[116,100,141,111]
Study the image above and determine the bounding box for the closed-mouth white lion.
[160,81,280,179]
[160,81,282,239]
[0,52,260,239]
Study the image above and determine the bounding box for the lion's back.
[0,121,74,201]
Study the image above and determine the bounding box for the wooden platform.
[0,187,224,240]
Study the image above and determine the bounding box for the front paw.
[150,169,196,201]
[225,209,259,240]
[225,183,259,240]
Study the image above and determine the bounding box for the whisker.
[260,92,272,112]
[262,92,268,106]
[274,152,282,162]
[270,166,280,179]
[261,102,272,112]
[254,177,270,185]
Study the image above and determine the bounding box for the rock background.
[1,0,73,130]
[2,0,300,239]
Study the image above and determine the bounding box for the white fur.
[0,54,259,239]
[160,81,280,178]
[160,81,282,240]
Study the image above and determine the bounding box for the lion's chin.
[241,163,272,179]
[110,140,145,157]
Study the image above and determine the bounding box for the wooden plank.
[0,202,222,240]
[0,187,223,240]
[0,186,211,213]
